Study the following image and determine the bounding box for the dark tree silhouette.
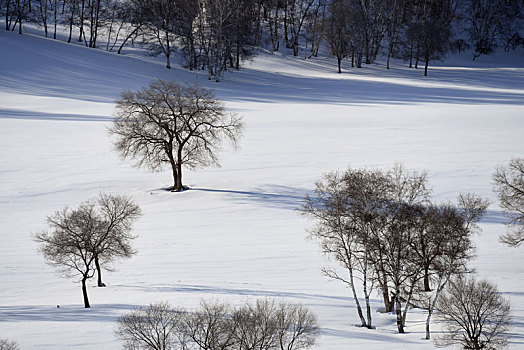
[110,80,243,192]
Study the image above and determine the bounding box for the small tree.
[115,302,185,350]
[92,193,142,287]
[34,194,141,307]
[110,80,243,192]
[34,203,99,308]
[183,300,237,350]
[435,276,511,350]
[493,158,524,247]
[273,301,319,350]
[232,299,278,350]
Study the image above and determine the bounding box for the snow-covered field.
[1,29,523,349]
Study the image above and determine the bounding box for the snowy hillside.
[0,29,523,349]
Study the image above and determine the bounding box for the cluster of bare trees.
[323,0,523,74]
[2,0,522,77]
[115,299,319,350]
[301,164,491,338]
[33,193,142,308]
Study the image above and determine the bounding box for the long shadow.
[481,209,511,225]
[0,303,137,323]
[219,67,524,106]
[189,185,309,211]
[2,30,523,106]
[130,282,354,304]
[320,326,420,343]
[0,108,112,122]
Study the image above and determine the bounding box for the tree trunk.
[165,28,171,69]
[81,276,90,308]
[425,307,432,340]
[68,13,73,43]
[94,256,104,287]
[175,163,183,191]
[348,268,367,328]
[424,57,429,76]
[117,25,141,54]
[423,265,431,291]
[337,56,341,73]
[78,0,85,42]
[394,288,404,333]
[166,53,171,69]
[380,270,392,313]
[5,0,10,31]
[170,163,180,191]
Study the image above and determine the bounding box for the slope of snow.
[1,29,523,349]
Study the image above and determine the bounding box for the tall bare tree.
[110,80,243,192]
[324,0,352,73]
[302,168,393,328]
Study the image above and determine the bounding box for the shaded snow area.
[1,29,523,349]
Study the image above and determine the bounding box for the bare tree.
[302,168,392,328]
[183,300,237,350]
[286,0,316,56]
[274,301,319,350]
[324,0,352,73]
[92,193,142,287]
[33,194,141,307]
[110,80,243,192]
[116,302,186,350]
[0,339,19,350]
[412,203,478,340]
[493,158,524,247]
[435,276,511,350]
[34,202,99,308]
[132,0,178,68]
[233,299,278,350]
[417,0,458,76]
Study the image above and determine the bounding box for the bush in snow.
[115,299,319,350]
[435,276,511,350]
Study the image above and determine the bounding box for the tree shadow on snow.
[1,30,523,106]
[0,303,137,323]
[0,108,112,122]
[189,185,309,211]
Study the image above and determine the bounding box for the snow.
[1,28,524,349]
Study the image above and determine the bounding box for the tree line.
[116,299,319,350]
[1,0,522,77]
